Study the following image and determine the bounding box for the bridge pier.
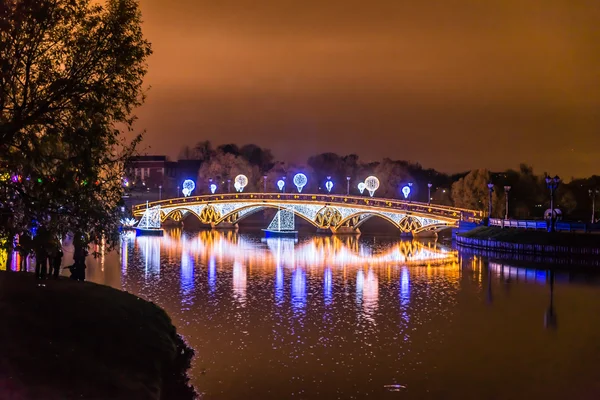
[413,230,438,239]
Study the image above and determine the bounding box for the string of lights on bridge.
[178,173,413,199]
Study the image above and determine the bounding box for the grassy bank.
[0,271,195,400]
[459,226,600,247]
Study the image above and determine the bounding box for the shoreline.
[456,226,600,256]
[0,271,196,400]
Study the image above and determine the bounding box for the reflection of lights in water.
[137,236,161,278]
[362,268,379,322]
[121,236,129,275]
[275,264,284,305]
[291,267,306,313]
[356,269,364,305]
[232,261,247,306]
[159,232,456,269]
[324,267,333,306]
[208,256,217,294]
[488,262,547,285]
[400,267,410,304]
[181,248,195,304]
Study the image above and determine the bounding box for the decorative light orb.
[402,185,411,199]
[364,176,380,197]
[234,174,248,192]
[325,179,333,193]
[293,173,308,193]
[358,182,366,194]
[210,183,217,194]
[182,179,195,197]
[277,179,285,191]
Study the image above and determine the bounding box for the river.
[81,229,600,399]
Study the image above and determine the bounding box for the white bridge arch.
[133,193,481,235]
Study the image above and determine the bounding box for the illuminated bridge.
[132,193,482,236]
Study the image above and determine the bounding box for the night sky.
[132,0,600,178]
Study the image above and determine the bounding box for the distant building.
[124,156,203,191]
[125,156,175,189]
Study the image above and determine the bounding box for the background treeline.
[178,142,599,221]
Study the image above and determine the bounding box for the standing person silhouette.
[50,240,63,279]
[34,227,50,279]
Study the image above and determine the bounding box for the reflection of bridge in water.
[128,229,459,269]
[132,193,482,235]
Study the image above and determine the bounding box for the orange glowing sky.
[131,0,600,177]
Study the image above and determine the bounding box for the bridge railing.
[133,193,482,222]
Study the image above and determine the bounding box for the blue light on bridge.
[277,179,285,192]
[325,176,333,193]
[402,185,411,199]
[210,183,217,194]
[182,179,195,197]
[293,173,307,193]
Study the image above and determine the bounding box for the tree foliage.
[0,0,151,255]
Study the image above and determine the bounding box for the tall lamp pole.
[427,183,432,205]
[589,189,598,223]
[158,185,162,201]
[346,176,351,195]
[487,183,494,218]
[263,175,267,193]
[408,182,413,202]
[503,185,511,220]
[545,175,560,232]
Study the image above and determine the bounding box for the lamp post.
[263,175,267,193]
[408,182,413,202]
[487,183,494,218]
[158,185,162,201]
[427,183,432,205]
[503,185,511,220]
[346,176,351,195]
[176,185,180,198]
[545,175,560,232]
[589,189,598,223]
[227,179,231,193]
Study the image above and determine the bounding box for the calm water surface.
[83,230,600,399]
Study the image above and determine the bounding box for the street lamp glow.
[234,174,248,192]
[402,185,411,199]
[210,183,217,194]
[277,179,285,192]
[358,182,366,194]
[182,179,195,197]
[293,173,307,193]
[364,176,380,197]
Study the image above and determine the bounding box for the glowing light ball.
[277,179,285,191]
[325,179,333,193]
[234,174,248,192]
[293,173,307,193]
[182,179,195,197]
[358,182,366,194]
[364,176,380,197]
[210,183,217,194]
[402,185,411,199]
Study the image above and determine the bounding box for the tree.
[197,152,257,193]
[372,158,413,198]
[194,140,214,162]
[239,144,274,173]
[451,169,502,216]
[0,0,152,265]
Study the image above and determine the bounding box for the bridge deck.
[133,193,482,223]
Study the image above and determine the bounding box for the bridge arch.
[215,204,321,228]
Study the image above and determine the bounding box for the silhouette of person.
[16,232,32,272]
[50,243,63,279]
[34,232,49,279]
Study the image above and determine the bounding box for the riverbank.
[0,271,196,400]
[457,226,600,255]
